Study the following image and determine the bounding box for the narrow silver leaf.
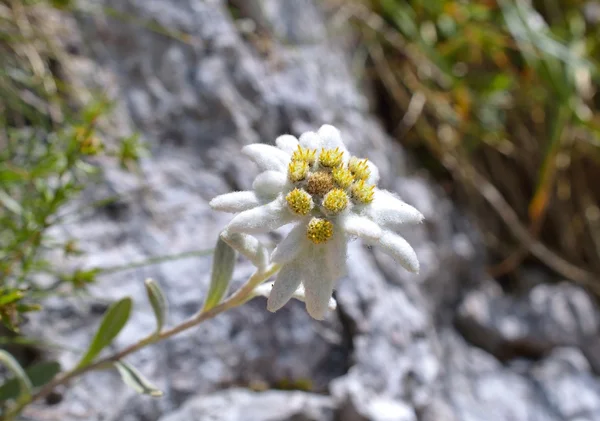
[203,235,236,311]
[115,361,163,397]
[144,278,168,334]
[0,349,32,400]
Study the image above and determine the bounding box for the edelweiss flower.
[210,125,423,319]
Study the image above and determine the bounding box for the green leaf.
[114,361,163,397]
[203,236,236,311]
[144,278,167,334]
[77,297,132,368]
[0,189,22,215]
[0,361,61,402]
[0,350,32,401]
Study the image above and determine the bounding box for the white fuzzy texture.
[376,231,420,273]
[270,223,306,265]
[226,198,294,234]
[242,144,289,172]
[253,171,288,199]
[256,282,337,311]
[275,134,299,154]
[301,243,336,320]
[209,191,260,213]
[366,160,380,185]
[339,214,382,242]
[366,190,424,230]
[211,124,423,320]
[266,261,303,312]
[299,131,322,150]
[221,231,269,269]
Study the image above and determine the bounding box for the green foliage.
[0,350,32,403]
[203,237,236,311]
[77,297,132,368]
[144,278,168,334]
[115,361,163,397]
[357,0,600,281]
[0,360,60,402]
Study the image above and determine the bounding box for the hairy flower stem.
[3,264,281,420]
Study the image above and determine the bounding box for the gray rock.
[456,279,600,362]
[158,388,335,421]
[21,0,600,421]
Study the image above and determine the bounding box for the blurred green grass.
[0,0,145,333]
[344,0,600,291]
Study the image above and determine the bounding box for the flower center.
[305,171,335,196]
[288,160,309,182]
[351,180,375,204]
[348,157,371,181]
[291,146,317,165]
[332,166,354,188]
[306,218,334,244]
[286,188,313,215]
[323,189,349,214]
[319,148,344,168]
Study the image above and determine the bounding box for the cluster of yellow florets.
[285,146,376,243]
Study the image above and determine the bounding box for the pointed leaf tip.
[203,235,236,311]
[115,361,163,397]
[0,350,32,401]
[144,278,168,334]
[77,297,132,368]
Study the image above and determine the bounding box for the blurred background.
[1,0,600,420]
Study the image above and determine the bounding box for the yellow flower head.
[348,157,371,181]
[351,180,375,204]
[319,147,344,168]
[286,188,313,215]
[291,146,317,165]
[306,218,334,244]
[288,160,309,182]
[332,166,354,188]
[323,189,349,214]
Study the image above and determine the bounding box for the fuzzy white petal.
[317,124,349,163]
[366,160,380,184]
[366,190,424,230]
[267,262,303,312]
[209,191,260,213]
[226,197,295,234]
[220,231,269,269]
[317,125,346,151]
[299,131,323,150]
[339,213,383,242]
[242,144,289,172]
[271,223,307,265]
[378,231,420,273]
[257,282,337,311]
[293,284,337,310]
[326,230,348,281]
[302,244,336,320]
[275,134,299,155]
[252,171,288,199]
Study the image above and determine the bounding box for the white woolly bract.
[209,191,260,213]
[275,134,299,154]
[220,231,269,269]
[226,197,294,234]
[365,190,424,230]
[338,213,382,242]
[242,144,289,172]
[256,282,337,311]
[375,231,420,273]
[270,223,306,265]
[252,171,288,199]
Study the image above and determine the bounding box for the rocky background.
[26,0,600,420]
